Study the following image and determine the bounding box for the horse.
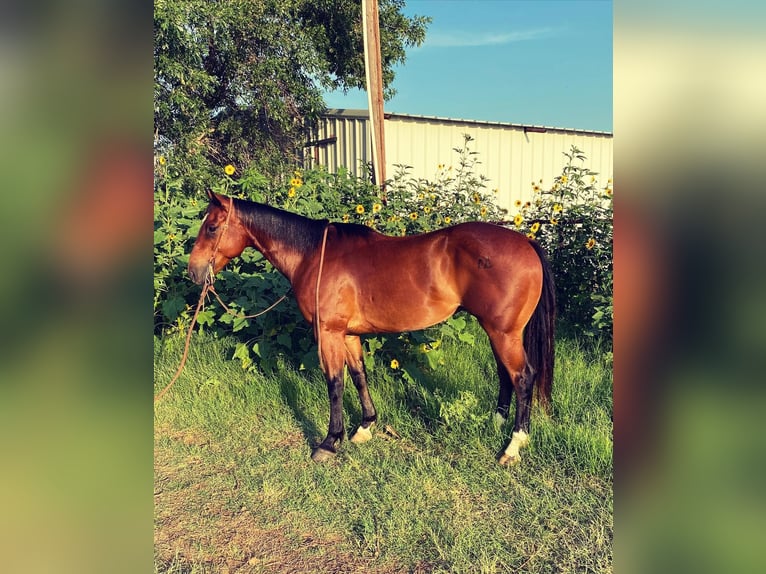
[188,191,555,465]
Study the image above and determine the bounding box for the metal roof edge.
[322,108,612,137]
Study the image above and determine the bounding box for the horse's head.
[187,190,250,285]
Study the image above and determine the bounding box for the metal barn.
[304,109,613,214]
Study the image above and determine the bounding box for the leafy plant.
[513,145,613,340]
[154,139,612,381]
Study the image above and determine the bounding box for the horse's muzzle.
[187,263,207,285]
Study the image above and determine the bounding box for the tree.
[154,0,429,191]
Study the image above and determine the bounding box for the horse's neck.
[243,206,320,283]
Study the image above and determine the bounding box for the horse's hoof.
[350,425,373,444]
[311,447,336,463]
[498,453,521,466]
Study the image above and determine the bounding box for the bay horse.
[188,191,555,465]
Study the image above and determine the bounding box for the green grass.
[154,323,612,573]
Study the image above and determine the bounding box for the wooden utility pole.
[362,0,386,190]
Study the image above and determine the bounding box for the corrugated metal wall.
[305,110,613,213]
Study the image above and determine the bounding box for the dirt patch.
[155,427,414,574]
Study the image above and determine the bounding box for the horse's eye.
[207,224,218,234]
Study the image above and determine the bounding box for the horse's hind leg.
[486,328,534,465]
[492,354,514,428]
[344,336,377,443]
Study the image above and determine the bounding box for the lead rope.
[314,223,331,371]
[155,198,234,403]
[155,197,289,403]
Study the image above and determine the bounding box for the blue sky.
[324,0,613,132]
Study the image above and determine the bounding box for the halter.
[205,195,235,285]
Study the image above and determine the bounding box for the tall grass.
[154,322,612,573]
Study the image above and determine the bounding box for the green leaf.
[232,316,249,332]
[196,309,215,326]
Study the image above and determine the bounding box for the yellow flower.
[444,216,452,224]
[356,205,365,214]
[342,214,350,223]
[409,212,418,220]
[287,188,296,198]
[526,232,536,239]
[493,188,499,194]
[553,204,563,213]
[390,359,399,369]
[523,201,531,209]
[480,206,487,217]
[290,177,302,188]
[514,199,522,208]
[586,238,596,250]
[158,156,166,165]
[561,175,568,184]
[472,193,481,204]
[423,206,432,214]
[419,343,429,354]
[224,164,236,176]
[533,184,541,193]
[530,222,541,233]
[550,218,559,225]
[514,214,523,226]
[372,203,382,214]
[605,188,613,196]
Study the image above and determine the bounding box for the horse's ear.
[206,189,222,207]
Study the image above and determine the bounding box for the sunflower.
[553,204,563,213]
[423,206,432,214]
[224,164,236,176]
[530,222,541,233]
[586,238,596,250]
[342,214,350,223]
[390,359,400,369]
[444,216,452,224]
[409,212,418,221]
[480,206,488,217]
[356,205,365,214]
[513,214,523,226]
[287,188,296,198]
[372,203,382,214]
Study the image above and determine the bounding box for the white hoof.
[498,452,521,466]
[499,430,529,466]
[350,425,373,444]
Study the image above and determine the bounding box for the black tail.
[524,240,556,409]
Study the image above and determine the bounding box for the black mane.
[234,199,327,255]
[233,199,382,254]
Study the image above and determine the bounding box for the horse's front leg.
[311,332,347,462]
[345,335,377,443]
